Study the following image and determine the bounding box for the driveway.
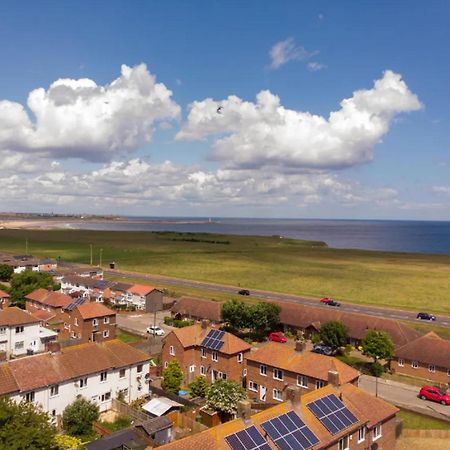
[359,374,450,422]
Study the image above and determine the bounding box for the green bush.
[100,416,132,433]
[311,333,321,344]
[173,319,195,328]
[164,316,174,325]
[370,362,384,377]
[62,398,99,439]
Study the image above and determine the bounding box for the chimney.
[328,370,340,388]
[295,339,306,353]
[286,385,301,407]
[237,400,252,423]
[201,319,209,330]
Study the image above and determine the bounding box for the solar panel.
[261,411,319,450]
[66,297,86,311]
[307,394,358,435]
[200,329,225,351]
[225,426,271,450]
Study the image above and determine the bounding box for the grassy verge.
[398,409,450,430]
[405,321,450,340]
[2,228,450,314]
[116,329,143,344]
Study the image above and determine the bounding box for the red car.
[268,332,287,343]
[419,386,450,405]
[320,297,331,304]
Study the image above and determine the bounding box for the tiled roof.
[277,301,422,348]
[395,332,450,368]
[30,309,56,322]
[76,303,116,319]
[0,307,40,327]
[0,289,10,298]
[127,284,157,295]
[171,297,223,322]
[160,384,397,450]
[0,340,149,395]
[25,288,72,308]
[247,342,359,384]
[166,324,251,355]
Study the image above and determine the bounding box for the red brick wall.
[391,357,450,384]
[69,309,116,343]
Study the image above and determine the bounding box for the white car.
[146,325,165,336]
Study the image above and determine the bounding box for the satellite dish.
[371,443,379,450]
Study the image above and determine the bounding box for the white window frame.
[429,364,436,373]
[189,365,195,373]
[79,377,88,388]
[338,435,349,450]
[50,385,59,397]
[297,375,308,388]
[169,345,175,356]
[15,341,24,350]
[248,381,258,392]
[357,426,366,443]
[74,318,78,326]
[101,392,111,403]
[411,360,418,369]
[119,369,126,378]
[201,348,206,358]
[373,423,382,441]
[315,380,325,389]
[100,370,107,382]
[398,358,404,367]
[164,361,168,368]
[200,365,206,376]
[103,329,109,338]
[104,316,110,324]
[243,368,247,377]
[212,351,218,362]
[273,388,283,401]
[24,391,35,403]
[15,326,24,334]
[273,368,283,381]
[0,327,5,335]
[237,352,243,363]
[92,318,98,327]
[260,365,267,376]
[137,364,143,373]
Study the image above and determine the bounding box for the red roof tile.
[0,307,40,327]
[76,303,116,319]
[127,284,158,296]
[0,289,10,298]
[25,288,72,308]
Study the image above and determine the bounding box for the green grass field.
[398,409,450,430]
[2,228,450,314]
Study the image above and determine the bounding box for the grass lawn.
[396,437,450,450]
[2,228,450,314]
[398,409,450,430]
[116,329,143,344]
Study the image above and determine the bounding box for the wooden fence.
[111,399,150,425]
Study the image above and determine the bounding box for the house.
[0,289,10,309]
[0,254,40,273]
[61,275,111,301]
[68,302,116,343]
[126,284,163,312]
[38,258,58,272]
[171,297,223,324]
[0,339,150,417]
[103,281,133,306]
[245,341,360,403]
[392,331,450,384]
[162,322,251,385]
[0,307,57,358]
[159,383,400,450]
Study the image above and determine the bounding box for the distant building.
[0,289,10,309]
[126,284,163,312]
[171,297,223,324]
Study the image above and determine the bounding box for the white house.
[0,307,56,358]
[0,340,150,418]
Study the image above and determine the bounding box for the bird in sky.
[216,106,223,114]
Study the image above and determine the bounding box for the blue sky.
[0,0,449,219]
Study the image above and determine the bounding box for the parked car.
[312,344,333,356]
[320,297,331,304]
[238,289,250,296]
[416,312,436,321]
[326,300,341,307]
[268,331,287,343]
[146,325,165,336]
[419,386,450,405]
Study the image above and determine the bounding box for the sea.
[70,218,450,255]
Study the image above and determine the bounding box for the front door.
[212,370,218,383]
[260,385,267,402]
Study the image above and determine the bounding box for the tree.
[221,299,250,329]
[0,397,56,450]
[320,321,348,350]
[361,330,394,363]
[249,302,281,335]
[53,434,82,450]
[206,379,246,415]
[9,271,58,308]
[161,359,184,394]
[188,376,210,398]
[0,264,13,281]
[62,397,99,438]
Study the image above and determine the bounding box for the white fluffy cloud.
[269,38,317,69]
[0,64,180,161]
[177,70,421,170]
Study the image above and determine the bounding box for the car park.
[416,312,436,321]
[419,386,450,405]
[238,289,250,296]
[268,331,287,343]
[312,344,333,356]
[146,325,165,336]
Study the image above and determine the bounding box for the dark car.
[312,344,333,356]
[238,289,250,296]
[419,386,450,405]
[417,312,436,321]
[326,300,341,307]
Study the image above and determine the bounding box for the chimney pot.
[295,339,306,353]
[286,385,301,406]
[237,400,252,422]
[201,319,208,330]
[328,370,340,387]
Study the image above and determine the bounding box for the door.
[212,370,218,383]
[260,385,267,402]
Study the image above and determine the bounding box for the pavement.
[359,374,450,422]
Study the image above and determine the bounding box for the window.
[201,348,206,358]
[137,364,143,373]
[212,351,218,362]
[24,391,35,403]
[243,368,247,377]
[273,368,283,381]
[373,423,382,441]
[79,377,88,388]
[429,364,436,373]
[237,352,243,363]
[15,341,24,350]
[103,330,109,338]
[119,369,126,378]
[249,381,258,392]
[412,360,418,369]
[100,392,111,402]
[222,373,227,380]
[104,317,110,324]
[92,318,98,327]
[15,326,24,333]
[357,426,366,443]
[273,389,283,401]
[338,435,349,450]
[189,365,195,373]
[260,365,267,376]
[297,375,308,388]
[200,366,206,376]
[164,361,168,368]
[51,409,56,417]
[74,318,78,326]
[50,385,59,397]
[398,358,404,367]
[0,327,6,335]
[169,345,175,356]
[100,371,107,382]
[315,380,325,389]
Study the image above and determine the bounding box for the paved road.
[101,268,450,329]
[359,375,450,422]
